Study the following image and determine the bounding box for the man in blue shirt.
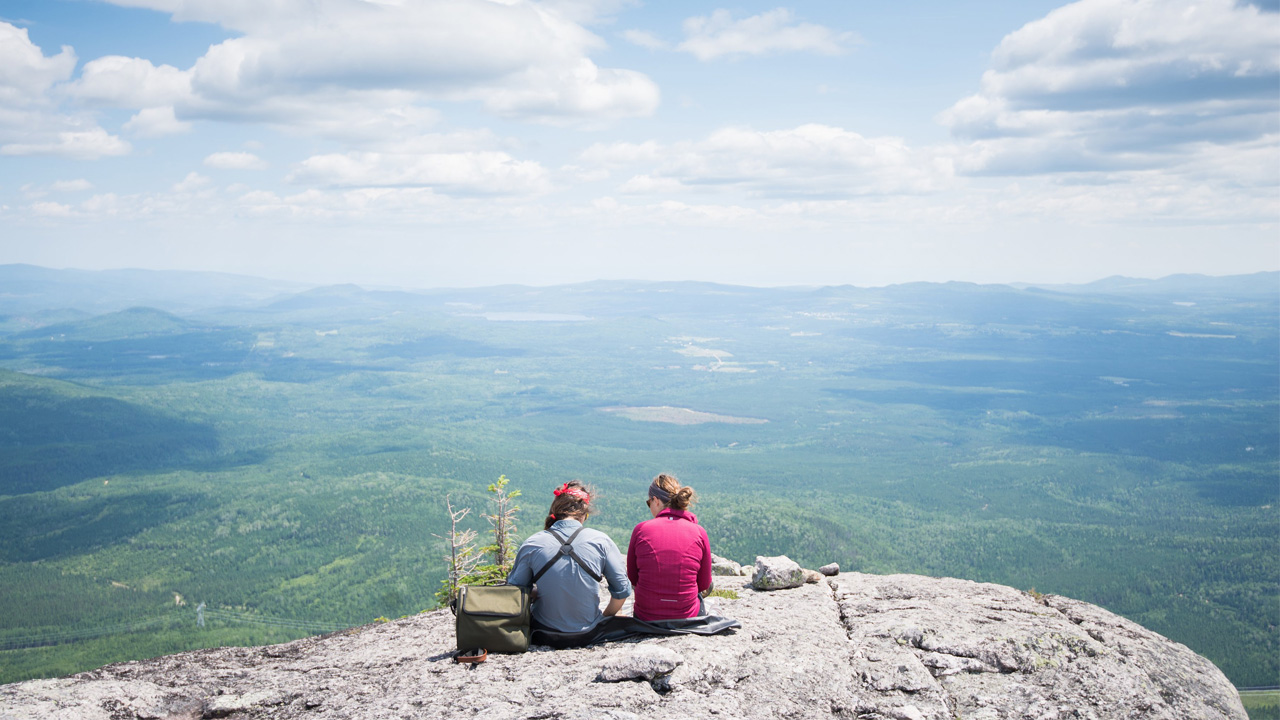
[506,484,631,633]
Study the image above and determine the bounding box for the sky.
[1,0,1277,289]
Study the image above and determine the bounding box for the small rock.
[565,712,641,720]
[751,555,807,591]
[140,696,202,720]
[206,690,283,717]
[710,553,744,576]
[819,563,840,576]
[803,569,824,583]
[597,646,683,682]
[891,705,926,720]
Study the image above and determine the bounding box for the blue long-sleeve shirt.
[506,518,632,633]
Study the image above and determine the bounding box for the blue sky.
[1,0,1276,288]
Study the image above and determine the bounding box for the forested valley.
[0,265,1275,689]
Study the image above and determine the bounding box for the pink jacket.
[626,508,713,621]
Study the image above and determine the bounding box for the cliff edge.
[0,572,1246,720]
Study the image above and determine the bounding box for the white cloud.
[474,59,658,124]
[72,55,191,107]
[50,179,93,192]
[0,22,129,159]
[281,100,442,144]
[287,150,551,195]
[204,151,268,170]
[1,129,131,159]
[80,193,123,216]
[7,175,480,227]
[621,29,667,51]
[123,106,193,136]
[235,187,443,221]
[580,139,664,167]
[582,124,952,198]
[0,22,75,105]
[87,0,658,128]
[390,131,505,154]
[982,0,1276,105]
[675,9,855,61]
[173,172,211,193]
[940,0,1280,176]
[540,0,640,25]
[29,201,72,217]
[618,174,686,194]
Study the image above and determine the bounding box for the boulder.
[710,553,747,576]
[750,555,806,590]
[818,562,840,576]
[207,690,290,717]
[597,646,682,682]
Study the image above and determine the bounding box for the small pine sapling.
[432,495,482,608]
[477,474,521,582]
[442,475,524,592]
[485,475,521,574]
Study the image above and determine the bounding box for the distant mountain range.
[0,264,1274,318]
[1012,272,1279,297]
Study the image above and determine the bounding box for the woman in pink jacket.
[627,473,714,621]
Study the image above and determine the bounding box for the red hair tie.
[553,483,589,501]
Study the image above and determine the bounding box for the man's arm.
[602,596,625,617]
[506,542,535,587]
[599,535,633,603]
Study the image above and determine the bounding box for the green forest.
[0,268,1276,689]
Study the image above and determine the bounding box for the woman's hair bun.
[669,485,696,510]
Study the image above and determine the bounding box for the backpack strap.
[530,526,604,584]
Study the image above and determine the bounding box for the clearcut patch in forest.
[599,405,770,425]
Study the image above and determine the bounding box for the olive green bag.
[453,527,594,657]
[454,584,531,654]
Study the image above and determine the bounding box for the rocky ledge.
[0,572,1246,720]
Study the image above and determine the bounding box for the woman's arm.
[697,529,714,594]
[626,526,640,587]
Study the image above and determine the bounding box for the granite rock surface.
[0,573,1246,720]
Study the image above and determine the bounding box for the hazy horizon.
[5,262,1279,296]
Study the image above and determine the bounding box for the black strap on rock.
[530,526,603,584]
